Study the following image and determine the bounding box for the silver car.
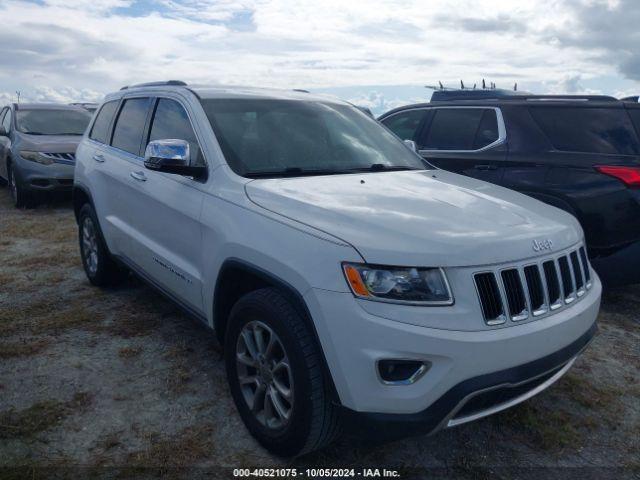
[0,103,92,207]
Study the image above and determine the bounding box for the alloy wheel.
[236,320,294,430]
[81,216,99,275]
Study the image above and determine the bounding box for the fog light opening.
[377,359,431,385]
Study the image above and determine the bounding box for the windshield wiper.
[347,164,424,172]
[245,167,346,178]
[245,164,425,179]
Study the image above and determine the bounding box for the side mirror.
[403,139,417,152]
[144,139,206,179]
[0,126,8,137]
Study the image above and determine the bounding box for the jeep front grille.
[474,245,592,325]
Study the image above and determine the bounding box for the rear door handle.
[130,171,147,182]
[475,164,497,171]
[92,154,105,163]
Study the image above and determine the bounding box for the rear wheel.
[78,203,124,286]
[225,288,341,457]
[8,163,33,208]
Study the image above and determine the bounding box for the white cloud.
[0,0,638,105]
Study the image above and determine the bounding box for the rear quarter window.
[529,106,640,155]
[90,101,119,144]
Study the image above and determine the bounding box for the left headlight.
[342,263,453,305]
[20,151,54,165]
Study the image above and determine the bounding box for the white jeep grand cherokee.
[73,81,601,456]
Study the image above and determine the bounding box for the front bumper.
[340,322,595,439]
[14,156,74,191]
[303,273,601,419]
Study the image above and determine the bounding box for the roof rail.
[120,80,187,91]
[431,89,531,102]
[522,95,618,102]
[432,90,619,103]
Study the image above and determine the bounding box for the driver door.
[125,97,206,313]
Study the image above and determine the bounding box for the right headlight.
[20,150,54,165]
[342,263,453,305]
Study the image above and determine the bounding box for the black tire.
[78,203,124,286]
[8,162,34,208]
[225,288,341,457]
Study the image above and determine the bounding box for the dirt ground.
[0,187,638,480]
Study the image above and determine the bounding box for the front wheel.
[225,288,341,457]
[8,164,33,208]
[78,203,124,286]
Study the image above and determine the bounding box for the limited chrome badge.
[532,238,554,252]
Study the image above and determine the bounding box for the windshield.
[200,99,430,177]
[16,109,92,135]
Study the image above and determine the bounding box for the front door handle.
[92,154,105,163]
[475,164,497,171]
[130,171,147,182]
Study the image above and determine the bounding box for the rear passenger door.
[416,107,507,184]
[88,97,151,258]
[126,96,206,313]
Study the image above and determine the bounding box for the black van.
[379,93,640,286]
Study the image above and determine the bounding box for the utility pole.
[16,91,20,104]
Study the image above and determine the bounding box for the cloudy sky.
[1,0,638,115]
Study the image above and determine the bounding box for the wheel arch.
[213,258,340,403]
[72,184,95,223]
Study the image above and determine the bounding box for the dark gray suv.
[0,103,92,207]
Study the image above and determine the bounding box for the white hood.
[245,170,582,267]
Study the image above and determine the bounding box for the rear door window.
[111,98,152,155]
[147,98,204,166]
[418,108,499,150]
[90,101,119,144]
[382,109,428,141]
[529,106,640,155]
[628,108,640,136]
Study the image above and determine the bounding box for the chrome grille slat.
[570,251,585,296]
[500,269,528,321]
[542,260,562,310]
[524,265,546,315]
[558,256,575,303]
[474,244,592,326]
[474,272,505,325]
[579,246,591,286]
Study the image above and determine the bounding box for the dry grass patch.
[118,346,142,359]
[498,401,581,451]
[0,302,104,338]
[125,424,215,470]
[0,392,93,439]
[558,372,624,410]
[0,339,50,359]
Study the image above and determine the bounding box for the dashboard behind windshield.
[200,98,430,177]
[16,109,92,135]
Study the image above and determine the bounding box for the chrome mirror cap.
[144,139,190,170]
[403,139,417,152]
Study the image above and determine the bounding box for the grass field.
[0,188,638,479]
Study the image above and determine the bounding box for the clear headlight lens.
[342,263,453,305]
[20,150,53,165]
